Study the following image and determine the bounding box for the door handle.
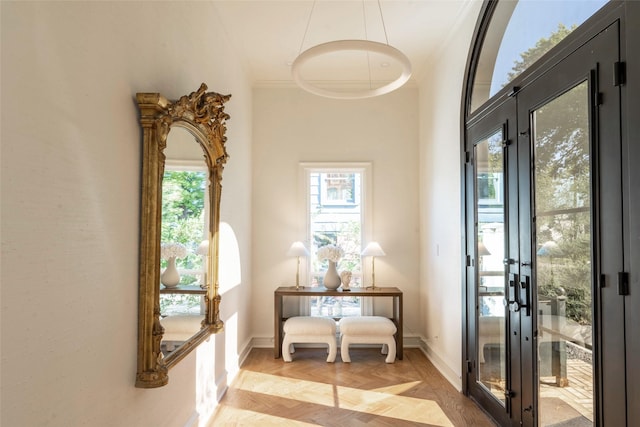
[520,275,531,316]
[504,274,530,315]
[505,299,521,312]
[505,273,521,311]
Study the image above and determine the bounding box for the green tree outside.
[160,170,207,313]
[510,24,592,325]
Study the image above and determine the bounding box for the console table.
[274,286,403,360]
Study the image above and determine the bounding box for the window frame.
[298,162,373,316]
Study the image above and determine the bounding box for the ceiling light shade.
[292,40,412,100]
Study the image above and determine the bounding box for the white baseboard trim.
[403,335,423,348]
[417,337,463,391]
[251,336,274,349]
[183,411,199,427]
[237,337,254,367]
[215,371,229,402]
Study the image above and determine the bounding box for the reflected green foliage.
[312,221,361,276]
[160,293,201,315]
[161,170,206,285]
[534,82,591,325]
[510,25,592,326]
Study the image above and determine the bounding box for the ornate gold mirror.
[135,84,230,388]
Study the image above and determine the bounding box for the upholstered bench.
[160,315,204,351]
[339,316,397,363]
[282,316,337,363]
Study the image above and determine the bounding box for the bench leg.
[326,340,337,363]
[340,336,352,363]
[283,336,336,363]
[341,336,396,363]
[282,336,293,362]
[384,338,396,363]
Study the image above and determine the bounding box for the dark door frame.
[461,1,637,425]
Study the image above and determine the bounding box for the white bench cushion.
[160,315,204,341]
[284,316,336,335]
[339,316,397,335]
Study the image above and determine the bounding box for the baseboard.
[251,336,274,349]
[216,337,254,402]
[236,337,254,368]
[183,411,199,427]
[417,337,463,391]
[215,371,228,402]
[403,335,423,348]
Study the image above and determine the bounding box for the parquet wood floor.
[209,348,497,426]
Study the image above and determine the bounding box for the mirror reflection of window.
[160,165,208,315]
[159,126,210,357]
[161,169,207,282]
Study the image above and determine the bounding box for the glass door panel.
[532,81,594,425]
[475,131,507,405]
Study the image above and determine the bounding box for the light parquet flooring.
[210,348,497,427]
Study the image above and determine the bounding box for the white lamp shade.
[287,241,310,257]
[537,240,563,257]
[361,242,386,257]
[478,241,491,257]
[196,240,209,255]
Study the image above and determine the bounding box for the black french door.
[465,19,625,426]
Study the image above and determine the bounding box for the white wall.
[251,87,421,341]
[417,1,483,389]
[1,2,252,426]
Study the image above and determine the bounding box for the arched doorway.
[462,1,638,425]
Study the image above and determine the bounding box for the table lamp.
[287,241,309,289]
[196,240,209,289]
[362,242,386,290]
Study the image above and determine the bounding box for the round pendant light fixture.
[291,0,412,100]
[291,39,412,100]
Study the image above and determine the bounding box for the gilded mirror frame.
[135,83,230,388]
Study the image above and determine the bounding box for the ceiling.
[212,0,477,89]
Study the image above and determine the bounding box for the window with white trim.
[301,163,372,317]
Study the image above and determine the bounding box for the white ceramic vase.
[323,260,341,290]
[161,256,180,288]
